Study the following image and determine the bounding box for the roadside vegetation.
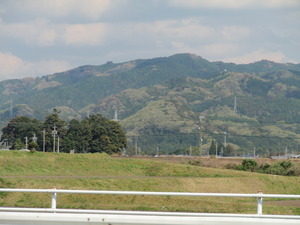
[233,159,300,176]
[1,109,126,154]
[0,151,299,215]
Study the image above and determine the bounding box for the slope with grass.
[0,151,299,215]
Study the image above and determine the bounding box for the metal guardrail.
[0,188,300,216]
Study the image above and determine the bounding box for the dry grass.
[0,151,300,215]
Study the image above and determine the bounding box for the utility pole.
[198,116,205,156]
[57,136,60,153]
[87,109,90,118]
[224,132,227,148]
[215,141,218,158]
[42,129,46,152]
[52,125,57,153]
[24,137,28,149]
[135,138,138,156]
[234,96,237,114]
[32,133,37,143]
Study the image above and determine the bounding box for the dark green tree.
[218,143,225,156]
[1,116,43,149]
[209,140,216,155]
[223,144,234,156]
[83,114,127,154]
[43,109,67,152]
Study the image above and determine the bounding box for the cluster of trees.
[0,109,127,154]
[209,140,234,156]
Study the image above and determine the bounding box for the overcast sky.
[0,0,299,80]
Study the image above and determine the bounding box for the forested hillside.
[1,53,300,156]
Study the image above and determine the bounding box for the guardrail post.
[51,187,57,210]
[257,191,263,215]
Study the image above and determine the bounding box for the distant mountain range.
[1,53,300,155]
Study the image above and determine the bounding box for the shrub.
[286,164,300,176]
[241,159,257,172]
[188,160,201,166]
[264,161,294,176]
[225,163,238,170]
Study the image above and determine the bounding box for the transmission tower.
[233,96,237,114]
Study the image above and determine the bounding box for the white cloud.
[0,20,108,47]
[221,26,250,41]
[0,52,71,80]
[169,0,300,9]
[153,19,215,40]
[203,43,239,57]
[0,19,58,46]
[63,23,108,46]
[13,0,112,20]
[0,52,25,76]
[223,50,286,64]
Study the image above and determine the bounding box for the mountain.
[1,53,300,155]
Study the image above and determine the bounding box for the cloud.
[203,43,239,57]
[0,52,71,80]
[223,50,286,64]
[12,0,112,20]
[0,20,108,47]
[153,19,215,40]
[169,0,300,9]
[0,19,58,46]
[63,23,108,46]
[221,26,250,42]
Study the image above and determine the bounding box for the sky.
[0,0,299,80]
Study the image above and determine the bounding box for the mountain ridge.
[1,53,300,155]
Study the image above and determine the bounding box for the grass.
[0,151,300,215]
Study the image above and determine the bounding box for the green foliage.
[238,159,257,172]
[235,160,296,176]
[1,116,43,148]
[28,142,38,152]
[209,140,216,155]
[1,112,127,155]
[1,54,300,155]
[13,139,25,150]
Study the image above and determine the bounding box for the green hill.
[1,53,300,155]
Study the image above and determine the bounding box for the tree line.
[0,109,127,154]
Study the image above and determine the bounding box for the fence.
[0,188,300,215]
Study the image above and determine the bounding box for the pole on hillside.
[25,137,28,150]
[42,129,46,152]
[52,125,57,153]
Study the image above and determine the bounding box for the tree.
[43,109,67,152]
[28,142,39,152]
[209,140,216,155]
[64,114,127,154]
[223,144,234,156]
[84,114,127,154]
[218,143,225,156]
[1,116,42,149]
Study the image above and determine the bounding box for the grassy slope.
[0,151,299,215]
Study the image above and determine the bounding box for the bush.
[263,161,294,176]
[286,164,300,176]
[256,163,271,173]
[188,160,201,166]
[225,163,238,170]
[241,159,257,172]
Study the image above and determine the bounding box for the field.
[0,151,299,215]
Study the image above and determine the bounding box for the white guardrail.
[0,188,300,225]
